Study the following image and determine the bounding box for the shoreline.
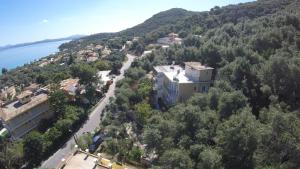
[0,40,69,72]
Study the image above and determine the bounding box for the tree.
[43,126,62,151]
[0,141,24,169]
[64,105,81,121]
[137,78,152,99]
[198,148,224,169]
[188,93,209,110]
[49,90,68,119]
[200,42,222,69]
[111,61,122,75]
[85,84,97,104]
[71,64,96,85]
[128,146,143,162]
[256,107,300,169]
[216,111,260,169]
[143,128,162,151]
[125,67,146,80]
[262,56,300,109]
[67,55,74,65]
[23,131,44,166]
[134,102,152,125]
[105,139,120,155]
[52,72,70,83]
[93,60,111,71]
[55,119,73,135]
[36,74,47,84]
[218,91,247,119]
[77,133,93,150]
[159,149,193,169]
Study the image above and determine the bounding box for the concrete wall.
[185,65,200,81]
[154,65,213,106]
[185,65,213,82]
[178,83,211,103]
[178,83,196,102]
[5,101,53,139]
[199,69,213,82]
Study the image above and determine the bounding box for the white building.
[153,62,214,106]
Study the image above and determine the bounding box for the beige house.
[16,90,33,104]
[60,78,80,101]
[57,150,129,169]
[157,33,183,45]
[0,91,53,139]
[153,62,213,106]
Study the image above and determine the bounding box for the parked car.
[88,134,104,152]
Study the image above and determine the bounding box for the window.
[194,86,197,91]
[202,86,206,92]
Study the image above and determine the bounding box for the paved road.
[41,54,135,169]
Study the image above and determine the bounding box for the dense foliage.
[99,0,300,169]
[1,0,300,169]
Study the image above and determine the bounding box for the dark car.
[88,134,104,152]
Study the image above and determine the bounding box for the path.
[41,54,135,169]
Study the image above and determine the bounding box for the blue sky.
[0,0,254,46]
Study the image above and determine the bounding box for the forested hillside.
[59,8,193,51]
[61,0,295,50]
[1,0,299,169]
[120,8,193,36]
[98,0,300,169]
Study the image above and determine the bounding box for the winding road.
[41,54,135,169]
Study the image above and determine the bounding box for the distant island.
[0,35,85,51]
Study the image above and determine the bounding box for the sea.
[0,40,69,71]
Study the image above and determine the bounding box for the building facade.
[153,62,213,106]
[60,78,80,101]
[157,33,183,45]
[0,91,53,139]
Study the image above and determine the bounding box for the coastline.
[0,40,69,72]
[0,35,83,51]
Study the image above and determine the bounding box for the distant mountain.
[122,8,194,36]
[0,35,85,51]
[61,0,297,51]
[60,8,194,50]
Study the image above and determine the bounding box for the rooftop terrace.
[0,93,48,121]
[60,78,79,95]
[16,90,32,99]
[154,65,194,83]
[62,152,99,169]
[154,65,183,73]
[59,151,128,169]
[154,62,214,83]
[185,62,214,70]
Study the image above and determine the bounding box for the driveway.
[41,54,136,169]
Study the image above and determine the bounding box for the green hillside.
[95,0,300,169]
[1,0,299,168]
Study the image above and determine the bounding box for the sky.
[0,0,254,46]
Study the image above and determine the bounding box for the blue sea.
[0,40,69,71]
